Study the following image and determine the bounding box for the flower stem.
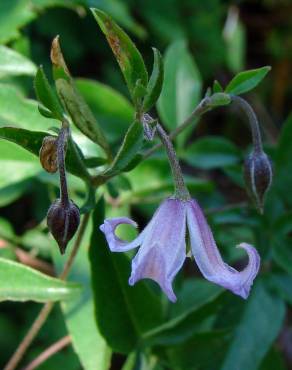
[156,124,190,200]
[4,212,90,370]
[231,95,263,153]
[58,125,70,207]
[144,97,212,159]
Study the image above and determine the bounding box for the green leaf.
[274,113,292,206]
[0,140,40,189]
[89,198,164,354]
[51,37,110,155]
[157,40,202,132]
[34,66,63,120]
[142,48,164,112]
[0,45,36,78]
[52,218,111,370]
[183,136,241,169]
[225,66,271,95]
[104,120,143,177]
[266,274,292,306]
[220,281,285,370]
[93,0,145,38]
[0,127,90,182]
[143,279,223,346]
[223,9,246,73]
[0,83,56,131]
[91,8,148,103]
[0,257,81,302]
[272,239,292,275]
[164,330,230,370]
[75,78,134,143]
[213,80,223,93]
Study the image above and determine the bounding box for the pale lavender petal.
[100,217,144,252]
[129,199,187,302]
[187,200,260,299]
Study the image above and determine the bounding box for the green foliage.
[0,2,289,370]
[0,257,81,302]
[225,66,271,95]
[92,8,148,106]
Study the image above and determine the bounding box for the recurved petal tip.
[99,217,142,252]
[187,199,260,299]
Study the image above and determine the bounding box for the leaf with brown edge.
[91,8,148,105]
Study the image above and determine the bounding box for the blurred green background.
[0,0,292,369]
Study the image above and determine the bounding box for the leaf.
[0,257,81,302]
[89,198,164,354]
[75,78,134,143]
[223,7,246,73]
[157,40,202,131]
[220,281,285,370]
[104,120,143,177]
[93,0,146,38]
[266,274,292,306]
[0,45,36,78]
[164,330,231,370]
[143,279,223,346]
[52,218,111,370]
[272,239,292,275]
[0,127,90,182]
[51,37,110,155]
[183,136,241,169]
[274,113,292,205]
[213,80,223,93]
[142,48,164,112]
[91,8,148,103]
[225,66,271,95]
[34,66,63,120]
[0,83,56,131]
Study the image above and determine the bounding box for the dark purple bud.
[47,199,80,254]
[244,150,272,213]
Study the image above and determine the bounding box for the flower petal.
[129,199,187,302]
[100,217,143,252]
[187,200,260,299]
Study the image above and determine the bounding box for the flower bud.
[39,136,58,173]
[244,150,272,213]
[47,199,80,254]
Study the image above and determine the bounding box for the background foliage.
[0,0,291,369]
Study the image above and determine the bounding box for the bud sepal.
[244,150,273,213]
[47,199,80,254]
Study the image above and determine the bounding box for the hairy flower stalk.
[47,124,80,254]
[100,118,260,301]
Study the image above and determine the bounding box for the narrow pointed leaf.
[225,66,271,95]
[104,120,143,177]
[91,8,148,103]
[89,198,164,353]
[213,80,223,93]
[0,257,81,302]
[220,281,285,370]
[51,37,110,155]
[142,48,164,112]
[34,66,63,120]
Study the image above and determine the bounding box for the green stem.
[144,96,212,159]
[156,124,190,200]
